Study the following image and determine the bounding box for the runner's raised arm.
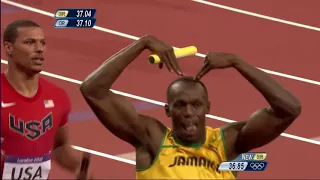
[80,35,182,146]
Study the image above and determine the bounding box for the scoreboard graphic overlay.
[218,152,268,172]
[54,9,96,28]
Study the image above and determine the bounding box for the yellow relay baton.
[148,46,198,64]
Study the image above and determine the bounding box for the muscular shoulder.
[136,114,167,160]
[220,121,247,160]
[40,78,69,98]
[40,78,66,94]
[139,114,166,132]
[138,114,167,143]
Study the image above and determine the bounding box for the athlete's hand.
[76,152,94,179]
[195,52,239,80]
[141,35,183,75]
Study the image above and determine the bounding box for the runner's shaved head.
[166,76,208,103]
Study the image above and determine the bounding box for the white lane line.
[115,151,136,161]
[191,0,320,32]
[72,145,136,165]
[1,0,320,86]
[2,59,320,147]
[311,136,320,142]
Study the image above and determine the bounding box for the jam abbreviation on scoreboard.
[54,9,96,28]
[218,152,268,172]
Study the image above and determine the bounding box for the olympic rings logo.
[249,162,265,170]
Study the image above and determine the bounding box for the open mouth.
[183,123,197,136]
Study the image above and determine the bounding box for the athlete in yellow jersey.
[80,35,302,179]
[136,126,235,179]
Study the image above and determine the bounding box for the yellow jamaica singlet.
[136,126,236,179]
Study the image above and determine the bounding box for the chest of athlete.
[2,100,62,138]
[1,79,68,155]
[136,127,236,179]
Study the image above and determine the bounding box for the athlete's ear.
[3,42,13,56]
[206,101,211,114]
[165,104,171,117]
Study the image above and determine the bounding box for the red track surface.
[1,0,320,179]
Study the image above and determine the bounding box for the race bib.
[2,153,51,180]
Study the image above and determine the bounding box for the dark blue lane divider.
[69,101,161,121]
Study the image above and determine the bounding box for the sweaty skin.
[80,35,301,170]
